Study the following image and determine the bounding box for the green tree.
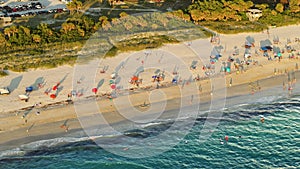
[275,3,284,13]
[67,0,83,14]
[0,32,7,47]
[36,23,56,43]
[289,0,300,13]
[32,34,41,43]
[119,12,128,18]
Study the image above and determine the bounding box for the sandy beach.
[0,24,300,151]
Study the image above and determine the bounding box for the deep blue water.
[1,95,300,169]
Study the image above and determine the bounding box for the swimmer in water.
[260,117,265,123]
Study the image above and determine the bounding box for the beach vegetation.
[275,3,284,13]
[0,0,299,73]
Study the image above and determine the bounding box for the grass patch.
[0,70,8,77]
[200,21,268,34]
[105,34,179,57]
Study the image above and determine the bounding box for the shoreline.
[0,63,300,152]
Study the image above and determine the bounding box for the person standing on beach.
[198,84,202,93]
[190,95,194,104]
[229,78,232,87]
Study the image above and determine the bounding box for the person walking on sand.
[60,124,69,132]
[229,78,232,87]
[198,84,202,93]
[190,95,194,104]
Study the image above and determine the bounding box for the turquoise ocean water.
[1,90,300,168]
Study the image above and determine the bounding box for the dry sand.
[0,24,300,150]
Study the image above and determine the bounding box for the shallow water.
[1,92,300,169]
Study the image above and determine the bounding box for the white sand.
[0,24,299,114]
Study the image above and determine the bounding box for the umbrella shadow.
[27,122,35,133]
[7,75,23,93]
[97,79,105,89]
[59,74,69,84]
[55,86,64,96]
[115,61,125,73]
[77,76,85,84]
[115,77,121,85]
[134,66,144,76]
[22,107,34,119]
[30,77,45,91]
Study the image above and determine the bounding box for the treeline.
[0,15,97,51]
[176,0,300,21]
[165,0,300,32]
[0,11,205,73]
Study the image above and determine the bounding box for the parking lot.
[0,0,67,17]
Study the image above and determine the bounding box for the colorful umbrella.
[92,88,98,94]
[111,84,116,89]
[50,94,56,99]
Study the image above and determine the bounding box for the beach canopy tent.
[260,39,273,51]
[273,36,279,44]
[244,48,252,59]
[172,75,179,84]
[210,45,223,63]
[245,36,255,48]
[233,46,239,55]
[273,46,282,57]
[246,36,255,44]
[154,69,161,75]
[190,60,198,69]
[210,33,220,44]
[111,72,117,79]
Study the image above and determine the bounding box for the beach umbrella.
[111,72,117,79]
[154,69,160,75]
[53,83,60,90]
[109,79,115,84]
[50,94,56,99]
[131,76,138,82]
[111,84,116,89]
[246,36,255,44]
[92,88,98,94]
[25,86,33,93]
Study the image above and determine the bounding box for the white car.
[0,87,10,95]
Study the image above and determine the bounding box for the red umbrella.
[53,82,60,90]
[111,84,116,89]
[50,94,56,99]
[131,76,138,81]
[92,88,98,94]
